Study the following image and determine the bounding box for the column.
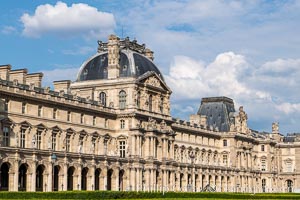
[115,168,119,191]
[126,167,131,191]
[31,162,37,191]
[145,137,150,157]
[89,166,95,190]
[217,175,222,192]
[48,163,53,191]
[136,168,140,191]
[63,164,68,191]
[150,137,153,157]
[12,161,19,191]
[132,135,136,156]
[198,172,202,192]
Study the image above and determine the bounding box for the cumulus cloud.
[166,52,256,100]
[20,1,116,39]
[165,53,300,133]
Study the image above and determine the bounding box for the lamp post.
[189,152,195,192]
[51,153,57,191]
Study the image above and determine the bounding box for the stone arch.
[94,168,101,190]
[119,169,125,191]
[81,167,88,190]
[0,162,10,191]
[36,164,45,191]
[18,163,29,191]
[53,165,61,191]
[107,169,113,190]
[286,179,293,192]
[67,166,75,190]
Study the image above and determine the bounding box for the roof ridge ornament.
[97,35,146,54]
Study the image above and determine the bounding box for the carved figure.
[32,134,36,148]
[272,122,279,133]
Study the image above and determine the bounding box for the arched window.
[262,179,266,192]
[287,180,293,192]
[119,90,126,109]
[149,95,153,112]
[99,92,106,107]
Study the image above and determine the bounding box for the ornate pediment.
[145,76,161,88]
[137,72,172,93]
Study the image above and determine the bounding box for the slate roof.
[197,97,235,132]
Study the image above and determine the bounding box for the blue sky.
[1,0,300,134]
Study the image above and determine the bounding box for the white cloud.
[276,103,300,115]
[166,52,255,100]
[20,1,116,39]
[165,52,300,133]
[1,26,17,34]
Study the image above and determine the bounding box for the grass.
[0,191,300,200]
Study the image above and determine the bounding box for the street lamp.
[51,153,57,191]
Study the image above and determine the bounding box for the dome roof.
[76,49,164,82]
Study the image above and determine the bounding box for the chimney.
[0,65,11,80]
[107,34,120,79]
[53,80,71,93]
[26,73,43,87]
[9,69,27,84]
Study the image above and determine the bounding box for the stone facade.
[0,35,299,193]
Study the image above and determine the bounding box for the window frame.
[119,90,127,110]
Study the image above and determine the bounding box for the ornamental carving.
[145,76,161,88]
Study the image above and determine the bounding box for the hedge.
[0,191,300,199]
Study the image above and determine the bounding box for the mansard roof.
[197,96,235,132]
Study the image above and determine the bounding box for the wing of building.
[0,35,299,193]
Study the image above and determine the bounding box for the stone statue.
[272,122,279,134]
[78,142,82,153]
[32,134,36,148]
[15,133,19,147]
[235,106,250,134]
[48,136,52,149]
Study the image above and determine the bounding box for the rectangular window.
[223,140,227,147]
[53,108,57,119]
[67,111,71,122]
[22,102,26,114]
[261,159,266,171]
[20,128,26,148]
[93,116,96,126]
[36,130,42,149]
[38,105,42,117]
[119,141,126,158]
[3,126,10,146]
[120,120,125,129]
[66,135,70,152]
[261,145,265,151]
[52,134,56,151]
[81,114,84,124]
[223,155,228,165]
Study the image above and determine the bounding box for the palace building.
[0,35,299,193]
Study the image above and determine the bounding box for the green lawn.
[0,191,299,200]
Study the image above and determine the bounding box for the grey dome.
[77,49,164,82]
